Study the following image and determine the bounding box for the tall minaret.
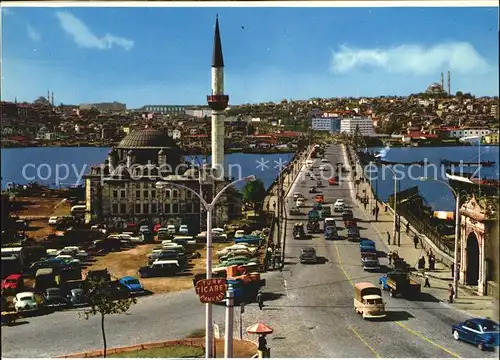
[207,15,229,178]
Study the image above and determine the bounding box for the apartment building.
[340,116,374,136]
[311,117,341,133]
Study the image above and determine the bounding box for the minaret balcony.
[207,95,229,111]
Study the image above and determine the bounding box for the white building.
[311,117,341,133]
[340,116,374,136]
[448,128,492,138]
[172,129,182,140]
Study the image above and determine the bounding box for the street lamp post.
[420,177,460,299]
[383,166,399,246]
[156,174,256,358]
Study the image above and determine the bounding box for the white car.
[167,225,176,235]
[321,159,329,163]
[296,198,305,207]
[318,165,326,171]
[13,292,39,313]
[293,192,303,200]
[179,225,189,235]
[334,199,345,212]
[48,217,59,225]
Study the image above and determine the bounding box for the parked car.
[48,216,59,225]
[119,276,145,295]
[66,288,89,307]
[2,274,24,295]
[179,225,189,235]
[299,247,318,264]
[42,287,69,309]
[138,260,182,278]
[452,318,499,351]
[167,225,176,235]
[293,192,303,200]
[296,198,305,207]
[139,225,150,234]
[13,292,39,313]
[290,206,301,215]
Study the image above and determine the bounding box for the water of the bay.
[365,145,499,211]
[0,147,294,191]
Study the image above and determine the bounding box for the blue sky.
[2,6,498,108]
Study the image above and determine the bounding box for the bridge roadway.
[274,143,496,358]
[2,144,496,358]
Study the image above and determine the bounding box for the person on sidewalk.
[448,284,455,303]
[428,254,435,271]
[388,250,393,266]
[257,290,264,310]
[363,198,368,210]
[372,207,376,216]
[424,274,431,288]
[406,222,410,234]
[413,234,419,249]
[384,204,388,212]
[375,206,379,221]
[387,231,391,245]
[418,256,426,270]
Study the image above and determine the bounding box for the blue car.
[452,318,499,351]
[119,276,145,295]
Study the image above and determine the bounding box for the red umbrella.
[246,322,274,335]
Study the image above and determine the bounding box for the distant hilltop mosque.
[425,70,451,95]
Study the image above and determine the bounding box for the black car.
[342,210,354,220]
[299,247,318,264]
[42,287,70,309]
[138,260,182,278]
[66,288,89,307]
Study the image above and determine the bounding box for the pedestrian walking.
[387,231,391,245]
[388,251,393,266]
[372,207,376,216]
[413,234,419,249]
[406,222,410,234]
[424,274,431,288]
[375,206,379,221]
[363,198,368,210]
[257,290,264,310]
[448,284,455,303]
[385,204,388,212]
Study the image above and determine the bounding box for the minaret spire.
[212,15,224,68]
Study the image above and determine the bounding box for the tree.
[241,179,267,211]
[79,278,137,358]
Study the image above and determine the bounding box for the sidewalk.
[346,146,496,319]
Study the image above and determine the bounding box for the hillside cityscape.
[2,82,499,151]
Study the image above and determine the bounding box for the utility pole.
[280,171,286,270]
[224,285,234,358]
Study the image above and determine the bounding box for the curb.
[58,337,257,358]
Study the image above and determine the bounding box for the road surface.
[260,143,497,358]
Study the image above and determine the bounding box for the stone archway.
[466,233,480,286]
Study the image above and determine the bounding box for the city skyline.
[2,5,499,107]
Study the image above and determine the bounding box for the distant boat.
[441,159,495,167]
[375,159,425,166]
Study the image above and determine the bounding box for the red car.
[1,274,24,295]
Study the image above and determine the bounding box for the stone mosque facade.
[84,127,242,232]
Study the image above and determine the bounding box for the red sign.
[195,278,227,303]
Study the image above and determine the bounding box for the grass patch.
[109,345,204,358]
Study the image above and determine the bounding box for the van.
[354,282,386,320]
